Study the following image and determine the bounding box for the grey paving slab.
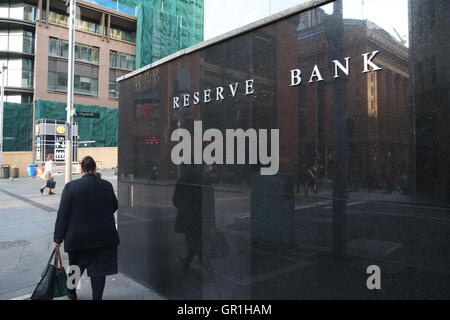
[0,246,23,274]
[0,222,49,242]
[20,236,52,257]
[0,268,42,296]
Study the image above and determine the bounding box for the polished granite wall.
[118,0,450,299]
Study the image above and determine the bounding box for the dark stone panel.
[118,0,450,299]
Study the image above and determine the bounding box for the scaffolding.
[135,0,204,68]
[3,102,33,152]
[35,100,118,148]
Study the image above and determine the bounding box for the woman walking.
[40,153,55,195]
[53,156,119,300]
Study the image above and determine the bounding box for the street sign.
[56,125,65,134]
[75,111,100,119]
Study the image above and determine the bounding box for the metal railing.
[83,0,137,16]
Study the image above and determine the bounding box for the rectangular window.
[49,71,97,96]
[49,38,59,56]
[49,38,98,64]
[0,3,9,18]
[48,11,68,26]
[60,40,68,58]
[57,72,67,91]
[109,81,115,98]
[24,5,35,22]
[110,51,117,68]
[127,55,135,70]
[21,70,33,88]
[48,71,57,90]
[77,19,99,34]
[0,31,8,50]
[120,53,127,69]
[8,30,23,52]
[110,51,135,71]
[7,68,21,87]
[22,58,33,71]
[74,43,81,60]
[82,46,88,61]
[74,74,80,91]
[9,3,24,20]
[110,26,136,43]
[109,81,119,98]
[93,48,99,64]
[23,31,34,54]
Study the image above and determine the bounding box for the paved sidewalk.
[0,170,164,300]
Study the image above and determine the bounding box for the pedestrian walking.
[386,172,394,194]
[366,173,377,193]
[53,156,119,300]
[40,153,55,195]
[305,165,316,197]
[173,165,215,277]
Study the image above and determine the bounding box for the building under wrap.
[0,0,204,175]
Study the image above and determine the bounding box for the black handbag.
[30,249,57,300]
[30,248,67,300]
[46,178,56,189]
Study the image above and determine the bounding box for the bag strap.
[54,247,64,270]
[47,249,56,265]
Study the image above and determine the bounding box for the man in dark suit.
[53,156,119,300]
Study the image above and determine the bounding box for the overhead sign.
[75,111,100,119]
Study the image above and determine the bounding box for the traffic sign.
[75,111,100,119]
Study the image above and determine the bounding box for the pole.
[314,8,319,168]
[65,0,76,183]
[0,64,6,178]
[325,0,347,259]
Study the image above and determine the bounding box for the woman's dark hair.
[81,156,96,173]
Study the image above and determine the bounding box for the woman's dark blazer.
[54,173,120,252]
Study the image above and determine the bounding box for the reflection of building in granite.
[295,9,410,187]
[199,30,280,183]
[409,0,449,205]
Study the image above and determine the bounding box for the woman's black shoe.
[49,191,55,195]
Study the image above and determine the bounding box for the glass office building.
[0,2,36,103]
[117,0,449,299]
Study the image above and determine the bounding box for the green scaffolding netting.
[35,100,118,148]
[3,102,33,152]
[136,0,204,68]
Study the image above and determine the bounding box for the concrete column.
[101,12,105,40]
[37,0,42,23]
[107,14,110,42]
[46,0,50,27]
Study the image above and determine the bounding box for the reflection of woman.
[40,153,55,195]
[173,165,214,275]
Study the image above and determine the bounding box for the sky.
[204,0,409,45]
